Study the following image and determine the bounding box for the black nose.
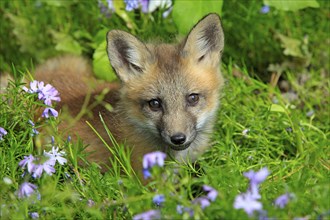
[170,133,186,145]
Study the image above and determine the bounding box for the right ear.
[106,30,152,82]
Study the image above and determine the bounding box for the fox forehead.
[123,43,221,100]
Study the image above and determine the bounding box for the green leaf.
[52,31,82,55]
[92,40,117,82]
[264,0,319,11]
[269,104,286,113]
[277,33,304,58]
[172,0,223,35]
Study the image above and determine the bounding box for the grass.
[0,0,329,219]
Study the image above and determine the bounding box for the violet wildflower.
[18,182,37,198]
[234,192,263,217]
[133,209,161,220]
[0,127,7,140]
[32,160,56,178]
[19,155,36,173]
[22,80,39,93]
[260,5,270,14]
[140,0,149,13]
[29,212,39,219]
[23,80,60,107]
[124,0,139,11]
[98,0,115,17]
[153,194,165,206]
[38,83,61,105]
[44,146,67,165]
[28,120,39,136]
[143,151,166,169]
[192,197,211,210]
[244,167,270,185]
[275,193,294,208]
[203,185,218,202]
[142,151,166,179]
[244,167,270,199]
[143,168,152,179]
[176,205,194,217]
[42,107,58,118]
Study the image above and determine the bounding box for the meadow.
[0,0,329,219]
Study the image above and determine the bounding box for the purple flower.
[140,0,149,13]
[275,193,294,208]
[28,120,39,136]
[19,155,36,173]
[133,209,161,220]
[44,146,67,165]
[23,80,60,106]
[143,151,166,169]
[192,197,211,210]
[244,167,270,199]
[18,182,37,198]
[143,168,152,179]
[42,107,58,118]
[260,5,270,14]
[203,185,218,202]
[153,194,165,206]
[234,192,263,217]
[124,0,139,11]
[23,80,38,93]
[38,83,61,106]
[142,151,166,179]
[0,127,7,140]
[176,205,194,216]
[32,160,56,178]
[244,167,270,185]
[29,212,39,219]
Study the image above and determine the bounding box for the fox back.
[29,13,225,173]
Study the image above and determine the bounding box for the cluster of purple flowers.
[17,147,67,198]
[23,80,60,118]
[134,151,219,219]
[234,167,294,217]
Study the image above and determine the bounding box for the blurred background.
[0,0,329,83]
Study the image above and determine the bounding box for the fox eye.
[187,93,199,106]
[148,99,162,111]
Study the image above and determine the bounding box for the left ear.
[181,13,224,66]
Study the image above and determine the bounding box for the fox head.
[106,14,224,161]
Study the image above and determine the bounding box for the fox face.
[106,14,224,162]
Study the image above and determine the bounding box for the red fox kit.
[11,13,225,172]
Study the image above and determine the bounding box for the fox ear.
[182,13,224,66]
[106,30,151,82]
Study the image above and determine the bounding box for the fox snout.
[159,112,197,151]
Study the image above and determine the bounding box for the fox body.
[26,14,224,172]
